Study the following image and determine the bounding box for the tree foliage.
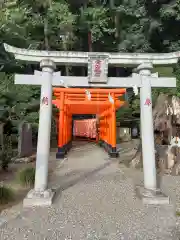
[0,73,40,127]
[0,0,180,124]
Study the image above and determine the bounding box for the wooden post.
[56,92,66,158]
[111,94,116,149]
[105,111,108,142]
[58,107,61,147]
[67,111,69,143]
[64,106,67,149]
[107,107,112,147]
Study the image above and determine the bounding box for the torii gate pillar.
[23,59,56,207]
[137,63,157,190]
[136,63,169,204]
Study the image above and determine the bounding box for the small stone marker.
[18,122,33,158]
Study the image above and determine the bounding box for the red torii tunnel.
[52,88,127,158]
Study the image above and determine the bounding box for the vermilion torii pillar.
[4,43,178,206]
[52,88,125,158]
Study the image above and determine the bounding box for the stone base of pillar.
[109,147,119,158]
[135,186,170,205]
[56,141,72,159]
[23,189,55,207]
[65,141,72,152]
[56,147,65,159]
[100,140,119,158]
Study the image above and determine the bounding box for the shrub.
[98,140,103,147]
[1,134,13,171]
[1,152,10,171]
[0,185,14,204]
[176,211,180,217]
[116,137,121,144]
[17,167,35,187]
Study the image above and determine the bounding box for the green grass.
[176,211,180,217]
[0,185,15,205]
[16,167,35,187]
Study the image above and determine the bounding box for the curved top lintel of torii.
[3,43,180,66]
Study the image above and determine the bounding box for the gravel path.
[0,142,178,240]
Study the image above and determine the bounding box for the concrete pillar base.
[23,189,55,207]
[135,186,170,205]
[56,141,72,159]
[109,147,119,158]
[56,148,66,159]
[65,141,72,152]
[100,140,119,158]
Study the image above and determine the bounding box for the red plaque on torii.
[88,54,109,83]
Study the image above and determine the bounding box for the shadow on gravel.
[53,160,113,202]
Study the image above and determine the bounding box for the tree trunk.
[44,18,49,50]
[65,65,69,76]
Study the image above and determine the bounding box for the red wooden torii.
[52,88,126,158]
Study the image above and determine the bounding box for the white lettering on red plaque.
[42,97,48,105]
[88,55,109,83]
[144,98,151,106]
[94,60,102,77]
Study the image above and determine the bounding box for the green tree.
[1,0,180,125]
[0,73,40,126]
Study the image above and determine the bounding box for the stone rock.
[130,143,143,168]
[12,154,36,163]
[117,127,132,142]
[171,147,180,175]
[18,121,33,158]
[171,162,180,175]
[130,143,180,174]
[167,146,176,169]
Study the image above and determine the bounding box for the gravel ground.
[0,142,178,240]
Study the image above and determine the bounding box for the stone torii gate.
[4,43,178,207]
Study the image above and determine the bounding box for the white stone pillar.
[137,63,157,190]
[34,59,55,191]
[136,63,169,204]
[23,59,56,207]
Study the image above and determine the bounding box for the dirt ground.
[0,161,35,213]
[0,150,57,213]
